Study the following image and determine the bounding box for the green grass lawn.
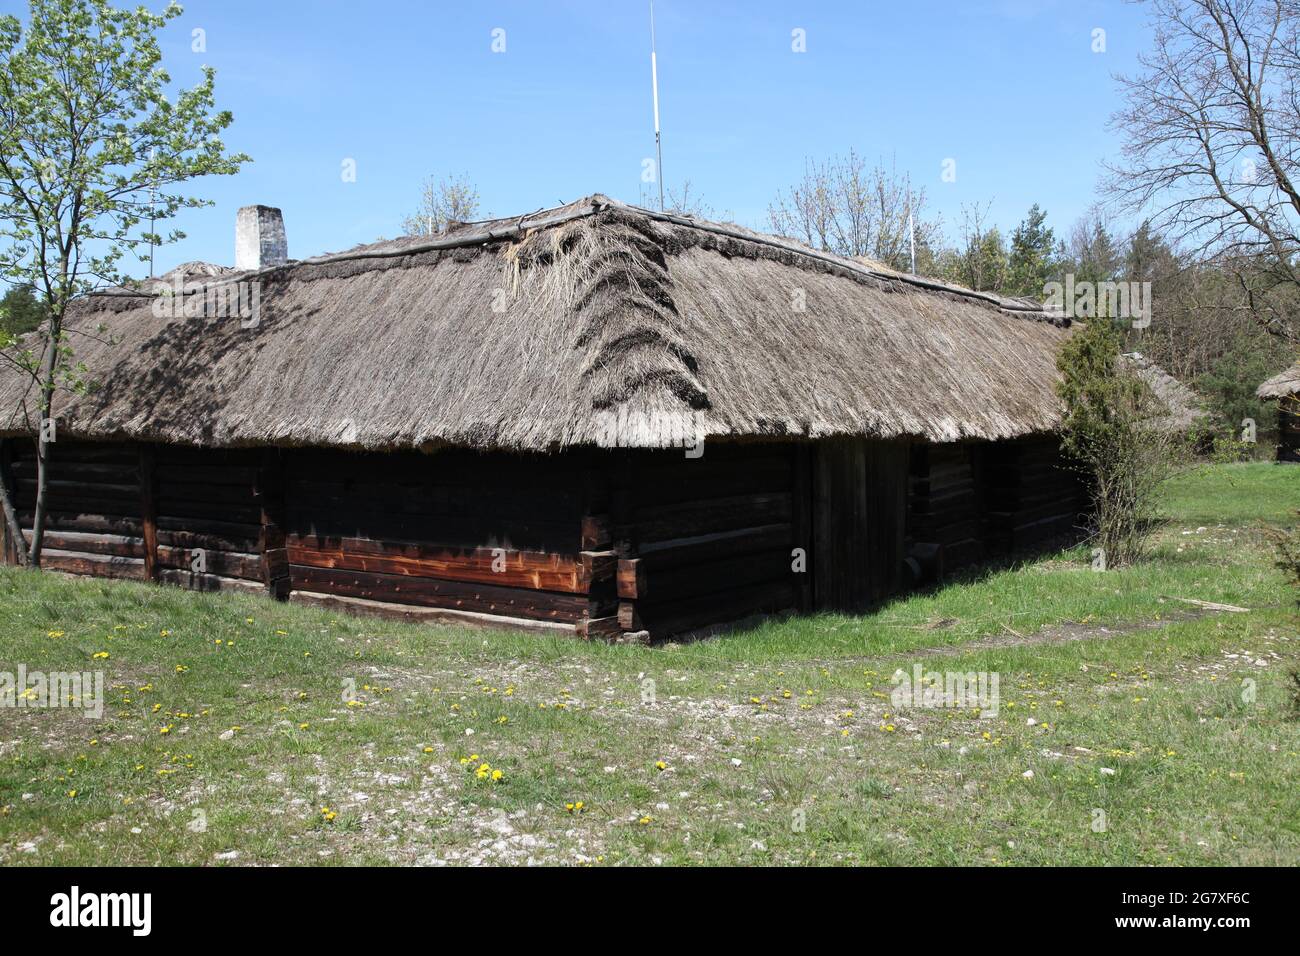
[0,462,1296,865]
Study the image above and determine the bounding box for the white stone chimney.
[235,205,288,270]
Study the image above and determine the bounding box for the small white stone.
[1026,717,1038,726]
[958,746,969,756]
[1101,767,1116,776]
[730,758,742,767]
[218,729,235,741]
[465,728,474,736]
[130,827,142,834]
[1022,770,1035,779]
[215,850,239,860]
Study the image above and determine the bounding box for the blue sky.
[4,0,1154,272]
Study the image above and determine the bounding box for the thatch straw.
[1257,363,1300,400]
[0,195,1077,452]
[1120,352,1208,433]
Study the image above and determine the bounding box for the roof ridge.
[93,194,1068,325]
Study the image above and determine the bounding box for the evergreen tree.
[1006,204,1055,297]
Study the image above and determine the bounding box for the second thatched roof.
[1257,363,1300,400]
[0,195,1078,452]
[1120,352,1209,433]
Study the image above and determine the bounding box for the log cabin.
[0,195,1095,642]
[1258,364,1300,463]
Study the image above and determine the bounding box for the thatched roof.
[0,195,1075,452]
[1257,363,1300,400]
[1121,352,1209,433]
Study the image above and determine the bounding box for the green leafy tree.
[1197,336,1281,442]
[0,0,248,566]
[1005,204,1056,297]
[0,283,47,336]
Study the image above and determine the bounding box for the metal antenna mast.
[907,186,917,275]
[650,1,664,211]
[148,147,157,278]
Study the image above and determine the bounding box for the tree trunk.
[27,325,59,568]
[0,440,28,567]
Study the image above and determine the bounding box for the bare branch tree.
[402,173,480,237]
[768,151,942,273]
[937,203,1009,293]
[1107,0,1300,342]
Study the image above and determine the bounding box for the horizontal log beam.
[287,540,586,593]
[158,569,266,594]
[157,545,262,580]
[289,565,598,623]
[575,614,623,641]
[35,530,145,558]
[40,548,147,580]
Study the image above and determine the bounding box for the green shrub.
[1057,318,1182,567]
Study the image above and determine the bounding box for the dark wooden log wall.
[8,440,148,580]
[0,439,273,593]
[0,435,1094,642]
[153,445,272,594]
[812,438,909,610]
[906,442,984,577]
[1278,404,1300,463]
[976,436,1086,554]
[280,448,616,637]
[612,442,803,639]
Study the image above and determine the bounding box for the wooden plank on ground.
[289,590,579,636]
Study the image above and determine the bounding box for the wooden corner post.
[256,448,290,599]
[139,444,158,581]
